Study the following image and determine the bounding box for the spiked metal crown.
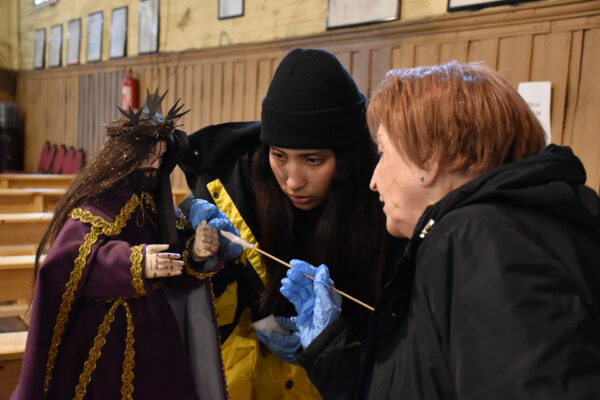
[106,88,189,140]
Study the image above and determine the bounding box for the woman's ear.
[419,152,441,187]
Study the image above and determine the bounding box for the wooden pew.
[0,188,64,213]
[0,213,52,247]
[0,245,37,257]
[172,187,191,205]
[0,255,36,303]
[0,331,27,399]
[0,174,74,189]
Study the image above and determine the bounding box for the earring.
[419,176,424,184]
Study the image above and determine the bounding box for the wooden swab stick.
[220,230,374,311]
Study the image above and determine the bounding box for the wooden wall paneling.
[183,65,194,132]
[530,31,572,145]
[497,35,532,88]
[201,63,212,126]
[159,67,168,102]
[212,63,224,125]
[222,61,234,123]
[467,38,499,68]
[255,58,274,121]
[440,41,469,64]
[170,67,179,112]
[561,30,583,148]
[370,47,391,97]
[391,44,415,69]
[334,51,352,75]
[232,61,246,122]
[351,50,371,98]
[191,64,203,130]
[414,43,441,67]
[569,27,600,192]
[243,59,258,122]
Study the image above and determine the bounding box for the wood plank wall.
[0,70,15,103]
[15,0,600,192]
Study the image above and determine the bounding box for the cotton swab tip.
[219,230,255,250]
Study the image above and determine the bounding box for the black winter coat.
[297,145,600,400]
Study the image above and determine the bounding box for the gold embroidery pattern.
[44,194,143,394]
[129,245,147,296]
[141,192,157,213]
[72,298,136,400]
[182,236,222,279]
[175,208,192,230]
[120,300,135,400]
[74,299,122,400]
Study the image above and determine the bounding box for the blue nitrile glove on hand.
[189,198,242,259]
[255,316,301,364]
[280,260,342,349]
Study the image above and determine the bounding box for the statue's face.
[131,140,167,191]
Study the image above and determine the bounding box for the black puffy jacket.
[298,145,600,400]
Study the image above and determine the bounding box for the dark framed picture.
[139,0,159,54]
[110,6,128,59]
[326,0,399,30]
[48,24,62,67]
[447,0,538,11]
[87,11,103,62]
[66,19,81,65]
[218,0,244,19]
[33,28,46,69]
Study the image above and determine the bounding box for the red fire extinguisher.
[122,68,139,111]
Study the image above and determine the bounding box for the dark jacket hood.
[410,145,600,254]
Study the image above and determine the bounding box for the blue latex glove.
[280,260,342,348]
[189,198,242,259]
[255,316,301,364]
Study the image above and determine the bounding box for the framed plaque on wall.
[448,0,539,11]
[219,0,244,19]
[110,6,128,58]
[87,11,103,62]
[48,24,62,67]
[66,19,81,65]
[34,28,46,69]
[139,0,159,54]
[326,0,399,29]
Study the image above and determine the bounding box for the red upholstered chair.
[37,141,50,173]
[71,148,85,173]
[61,146,76,174]
[51,145,67,174]
[39,142,57,173]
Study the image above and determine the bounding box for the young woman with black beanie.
[178,48,401,399]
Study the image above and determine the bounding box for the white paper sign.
[518,81,551,144]
[327,0,399,29]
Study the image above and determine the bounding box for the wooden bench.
[0,174,74,189]
[172,187,191,205]
[0,245,37,257]
[0,213,52,247]
[0,255,36,304]
[0,188,64,213]
[0,331,27,399]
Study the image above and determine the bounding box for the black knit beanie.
[260,48,368,149]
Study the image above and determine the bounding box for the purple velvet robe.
[11,187,226,400]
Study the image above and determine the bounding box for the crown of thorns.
[106,88,189,139]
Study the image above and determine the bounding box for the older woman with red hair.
[280,61,600,399]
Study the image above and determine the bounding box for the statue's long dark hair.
[253,137,388,327]
[33,132,158,281]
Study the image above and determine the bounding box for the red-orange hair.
[367,61,546,174]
